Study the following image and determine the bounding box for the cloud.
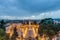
[0,0,60,18]
[0,16,16,20]
[0,4,31,16]
[36,10,60,19]
[20,0,60,13]
[21,10,60,19]
[0,10,60,20]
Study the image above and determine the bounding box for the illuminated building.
[6,20,40,40]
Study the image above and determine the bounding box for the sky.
[0,0,60,19]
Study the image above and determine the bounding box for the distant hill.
[54,18,60,21]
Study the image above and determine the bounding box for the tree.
[38,18,57,40]
[40,18,54,24]
[0,28,8,40]
[0,20,6,30]
[56,23,60,31]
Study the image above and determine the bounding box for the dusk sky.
[0,0,60,19]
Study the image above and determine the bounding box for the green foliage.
[56,23,60,31]
[0,29,8,40]
[38,18,57,37]
[0,20,5,30]
[40,18,54,24]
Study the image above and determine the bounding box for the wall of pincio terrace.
[5,21,39,40]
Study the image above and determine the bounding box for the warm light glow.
[6,21,39,40]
